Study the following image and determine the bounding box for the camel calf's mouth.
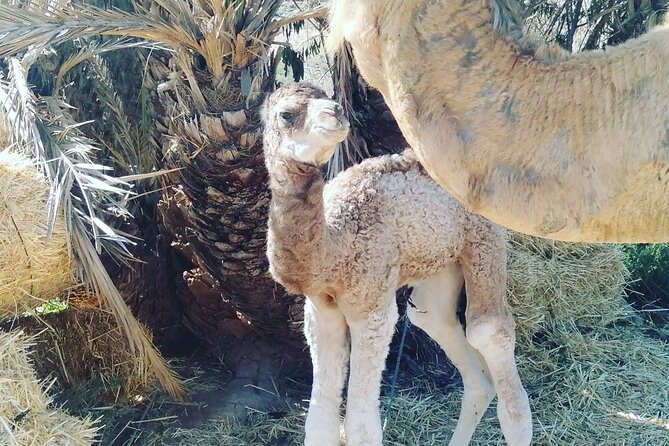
[309,100,350,135]
[313,118,350,138]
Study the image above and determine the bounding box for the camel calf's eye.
[280,111,295,125]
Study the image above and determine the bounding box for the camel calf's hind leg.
[462,239,532,446]
[408,263,496,446]
[304,297,350,446]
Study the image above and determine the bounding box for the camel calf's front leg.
[344,295,398,446]
[304,297,350,446]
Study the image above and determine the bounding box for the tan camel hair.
[328,0,669,243]
[262,83,531,446]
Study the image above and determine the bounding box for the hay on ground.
[7,296,153,402]
[507,233,629,341]
[1,410,99,446]
[501,233,669,445]
[0,330,98,446]
[0,150,75,320]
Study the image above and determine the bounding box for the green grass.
[33,297,68,315]
[622,243,669,327]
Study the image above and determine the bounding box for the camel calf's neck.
[266,156,327,296]
[331,0,669,242]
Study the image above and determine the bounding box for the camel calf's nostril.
[334,103,344,116]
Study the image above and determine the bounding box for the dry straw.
[0,330,47,419]
[0,330,98,446]
[0,150,75,320]
[507,234,629,341]
[502,234,669,445]
[15,298,152,401]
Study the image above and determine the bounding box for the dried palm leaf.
[0,0,325,81]
[0,58,183,398]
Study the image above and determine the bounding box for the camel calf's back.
[323,150,505,287]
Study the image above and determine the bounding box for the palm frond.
[77,53,161,183]
[0,3,200,59]
[328,42,371,178]
[0,57,183,398]
[55,39,163,91]
[1,58,41,157]
[0,1,326,77]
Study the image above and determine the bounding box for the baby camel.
[262,83,531,446]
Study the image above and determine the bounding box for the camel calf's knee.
[466,314,516,355]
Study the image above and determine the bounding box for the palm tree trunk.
[155,60,310,414]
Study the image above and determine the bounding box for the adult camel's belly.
[341,8,669,243]
[413,137,669,243]
[575,163,669,243]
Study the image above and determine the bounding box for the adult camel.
[329,0,669,242]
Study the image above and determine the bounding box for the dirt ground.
[54,318,463,445]
[55,321,669,446]
[54,353,302,445]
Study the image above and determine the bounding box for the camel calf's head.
[261,83,349,166]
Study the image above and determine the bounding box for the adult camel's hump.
[329,0,669,243]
